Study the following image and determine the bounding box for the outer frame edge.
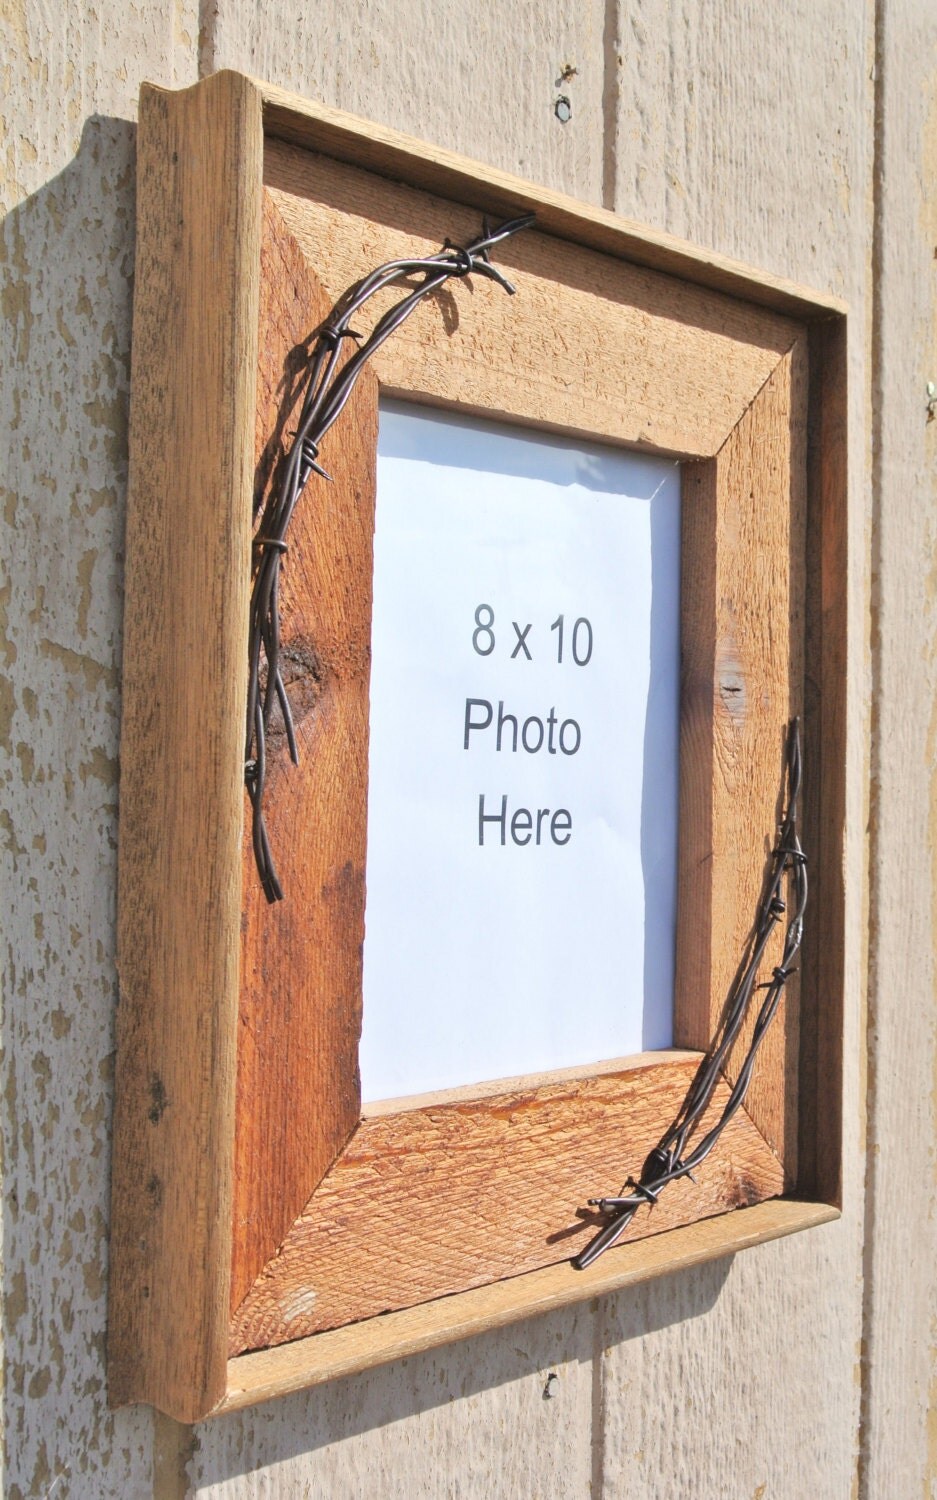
[219,1201,841,1415]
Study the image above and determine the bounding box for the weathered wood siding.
[1,0,934,1495]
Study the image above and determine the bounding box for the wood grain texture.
[264,141,801,461]
[229,1053,784,1354]
[676,344,807,1182]
[230,193,377,1313]
[253,78,847,322]
[222,1198,839,1413]
[108,72,263,1421]
[223,139,808,1368]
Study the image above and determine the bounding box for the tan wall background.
[1,0,935,1494]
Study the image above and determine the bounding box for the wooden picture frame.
[108,69,847,1423]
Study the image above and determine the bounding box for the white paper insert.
[360,402,680,1102]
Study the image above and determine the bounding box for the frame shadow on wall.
[186,1261,733,1484]
[0,114,157,1494]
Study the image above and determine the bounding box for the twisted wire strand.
[245,213,536,901]
[573,717,807,1270]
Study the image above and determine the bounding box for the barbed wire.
[245,212,536,901]
[247,217,806,1264]
[573,717,807,1270]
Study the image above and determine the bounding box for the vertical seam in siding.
[591,1297,607,1497]
[601,0,621,211]
[857,0,887,1494]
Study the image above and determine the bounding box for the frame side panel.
[263,144,799,462]
[108,72,263,1421]
[229,1056,784,1353]
[675,344,807,1183]
[254,77,847,322]
[231,194,376,1312]
[222,1199,840,1413]
[799,318,848,1206]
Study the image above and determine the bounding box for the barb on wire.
[572,718,807,1271]
[245,212,536,901]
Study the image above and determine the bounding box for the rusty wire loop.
[573,718,807,1270]
[245,212,536,901]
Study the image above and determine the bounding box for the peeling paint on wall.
[1,104,158,1499]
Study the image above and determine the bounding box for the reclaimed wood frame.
[108,69,847,1423]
